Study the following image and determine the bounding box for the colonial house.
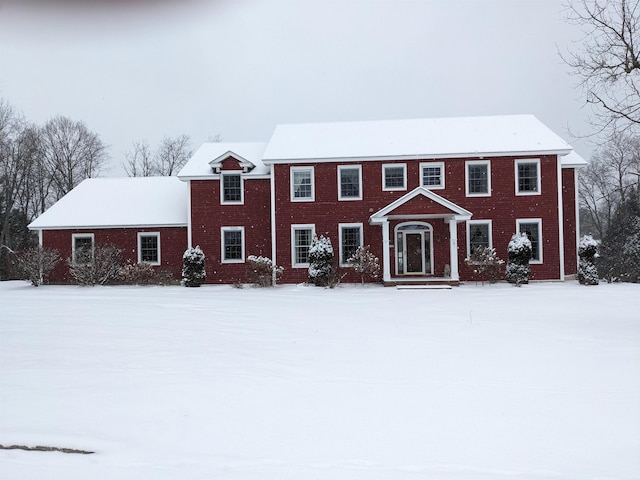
[28,115,587,285]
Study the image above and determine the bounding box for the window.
[515,159,541,195]
[339,223,363,265]
[221,173,243,204]
[138,232,160,265]
[291,224,315,267]
[466,160,491,196]
[382,164,407,191]
[291,167,314,201]
[420,162,445,189]
[221,227,245,263]
[517,219,543,263]
[467,221,492,256]
[72,233,94,264]
[338,165,362,200]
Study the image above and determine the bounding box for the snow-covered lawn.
[1,281,639,480]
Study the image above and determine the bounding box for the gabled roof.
[263,115,572,163]
[370,187,472,223]
[178,142,269,179]
[28,177,188,230]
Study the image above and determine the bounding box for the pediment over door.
[370,187,472,224]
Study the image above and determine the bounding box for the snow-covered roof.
[28,177,188,230]
[177,142,269,178]
[262,115,573,163]
[561,150,588,167]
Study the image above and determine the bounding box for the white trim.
[291,224,315,268]
[137,231,161,266]
[575,168,581,272]
[557,155,565,280]
[420,161,445,190]
[71,233,95,264]
[466,220,493,257]
[187,180,192,248]
[220,172,244,205]
[270,165,277,284]
[29,223,187,231]
[221,226,245,263]
[38,229,43,246]
[337,165,363,201]
[338,223,364,266]
[370,187,472,224]
[382,163,407,191]
[515,158,541,196]
[516,218,543,264]
[465,160,491,197]
[290,166,315,202]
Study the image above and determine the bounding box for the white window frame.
[137,232,161,265]
[221,226,245,263]
[290,166,315,202]
[466,220,493,257]
[515,158,541,196]
[337,165,363,201]
[382,163,407,191]
[220,172,244,205]
[338,223,364,266]
[420,161,445,190]
[465,160,491,197]
[516,218,543,264]
[71,233,94,265]
[291,224,316,268]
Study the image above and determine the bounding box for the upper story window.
[467,220,492,256]
[291,166,314,202]
[517,218,543,263]
[420,162,445,190]
[138,232,160,265]
[466,160,491,196]
[382,164,407,191]
[221,227,245,263]
[515,159,541,195]
[221,173,243,204]
[72,233,94,264]
[291,224,315,267]
[338,165,362,200]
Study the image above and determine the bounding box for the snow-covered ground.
[1,280,639,480]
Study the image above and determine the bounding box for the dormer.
[209,151,257,175]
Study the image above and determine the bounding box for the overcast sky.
[0,0,591,175]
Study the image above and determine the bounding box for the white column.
[382,219,391,282]
[448,218,459,281]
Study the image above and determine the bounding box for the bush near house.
[13,245,60,286]
[308,235,334,287]
[182,246,206,287]
[347,245,381,285]
[505,233,532,287]
[578,235,599,285]
[465,246,504,285]
[68,244,123,286]
[246,255,283,287]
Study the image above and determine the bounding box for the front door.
[405,233,424,273]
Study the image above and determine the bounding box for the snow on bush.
[347,245,380,285]
[182,246,206,287]
[13,245,60,286]
[464,246,504,285]
[246,255,283,287]
[577,234,599,285]
[68,244,123,286]
[505,233,532,286]
[118,261,158,285]
[308,235,334,287]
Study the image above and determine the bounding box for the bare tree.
[123,139,155,177]
[563,0,640,132]
[155,134,192,176]
[41,116,109,200]
[579,131,640,237]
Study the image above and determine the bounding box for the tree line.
[0,98,194,279]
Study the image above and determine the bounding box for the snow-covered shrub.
[13,245,60,286]
[347,245,380,285]
[577,234,599,285]
[308,235,334,287]
[505,233,532,286]
[464,246,504,285]
[246,255,283,287]
[118,261,158,285]
[182,246,206,287]
[68,244,123,286]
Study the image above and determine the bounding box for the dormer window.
[221,173,243,204]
